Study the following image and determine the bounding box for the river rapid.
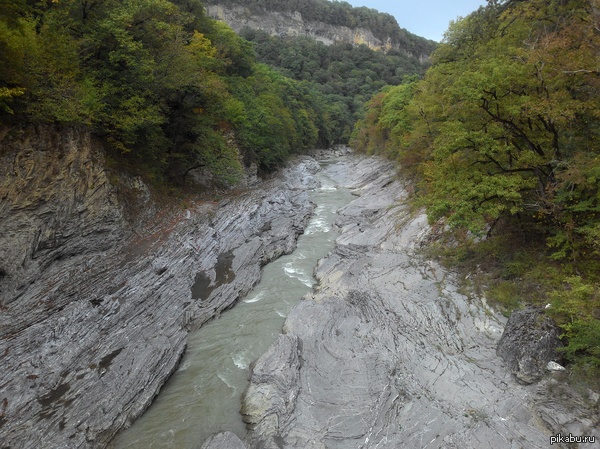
[111,157,355,449]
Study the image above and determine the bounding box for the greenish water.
[111,160,354,449]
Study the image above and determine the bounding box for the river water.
[111,159,355,449]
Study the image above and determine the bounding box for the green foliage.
[227,65,326,169]
[548,276,600,368]
[353,0,600,374]
[549,276,597,324]
[0,0,342,184]
[356,0,599,238]
[559,320,600,368]
[0,86,25,114]
[487,281,523,315]
[0,5,94,122]
[240,30,431,143]
[351,78,418,162]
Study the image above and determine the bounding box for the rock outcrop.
[496,307,564,384]
[3,135,597,449]
[200,431,247,449]
[204,3,430,60]
[0,126,129,328]
[0,125,320,448]
[240,156,600,449]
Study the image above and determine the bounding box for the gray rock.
[546,361,566,371]
[496,307,563,384]
[0,126,128,326]
[531,377,600,445]
[241,334,300,449]
[282,156,321,190]
[0,126,318,449]
[203,4,430,60]
[200,431,247,449]
[242,155,598,449]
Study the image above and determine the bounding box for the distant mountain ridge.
[203,0,436,61]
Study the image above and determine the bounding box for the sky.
[343,0,488,42]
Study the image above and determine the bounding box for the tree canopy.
[352,0,600,371]
[240,29,431,143]
[0,0,346,183]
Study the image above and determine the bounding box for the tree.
[352,0,600,372]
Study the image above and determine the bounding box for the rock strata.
[0,126,319,449]
[241,155,599,449]
[205,4,403,54]
[200,431,247,449]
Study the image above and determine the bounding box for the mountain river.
[110,158,355,449]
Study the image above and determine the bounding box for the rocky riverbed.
[1,131,598,449]
[230,156,599,449]
[0,126,322,448]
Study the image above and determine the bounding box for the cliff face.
[0,126,130,324]
[0,125,319,448]
[205,3,429,61]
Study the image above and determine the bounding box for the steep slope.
[204,1,435,60]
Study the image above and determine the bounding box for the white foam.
[243,291,265,304]
[301,277,314,287]
[232,353,249,370]
[283,265,314,287]
[319,182,337,191]
[284,265,302,275]
[305,217,330,234]
[218,371,236,390]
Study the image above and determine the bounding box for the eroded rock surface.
[0,126,318,449]
[242,156,600,449]
[200,431,247,449]
[204,3,430,59]
[496,307,563,384]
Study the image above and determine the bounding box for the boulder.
[497,307,563,384]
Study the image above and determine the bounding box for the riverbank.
[2,147,597,449]
[0,143,321,448]
[110,154,357,448]
[237,155,599,449]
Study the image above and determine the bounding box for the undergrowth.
[423,218,600,387]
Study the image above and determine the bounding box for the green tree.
[352,0,600,374]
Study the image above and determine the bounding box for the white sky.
[343,0,488,42]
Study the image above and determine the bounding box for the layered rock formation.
[204,3,429,60]
[0,125,321,448]
[3,134,597,449]
[239,156,600,449]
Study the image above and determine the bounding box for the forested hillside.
[0,0,350,183]
[241,29,431,142]
[352,0,600,376]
